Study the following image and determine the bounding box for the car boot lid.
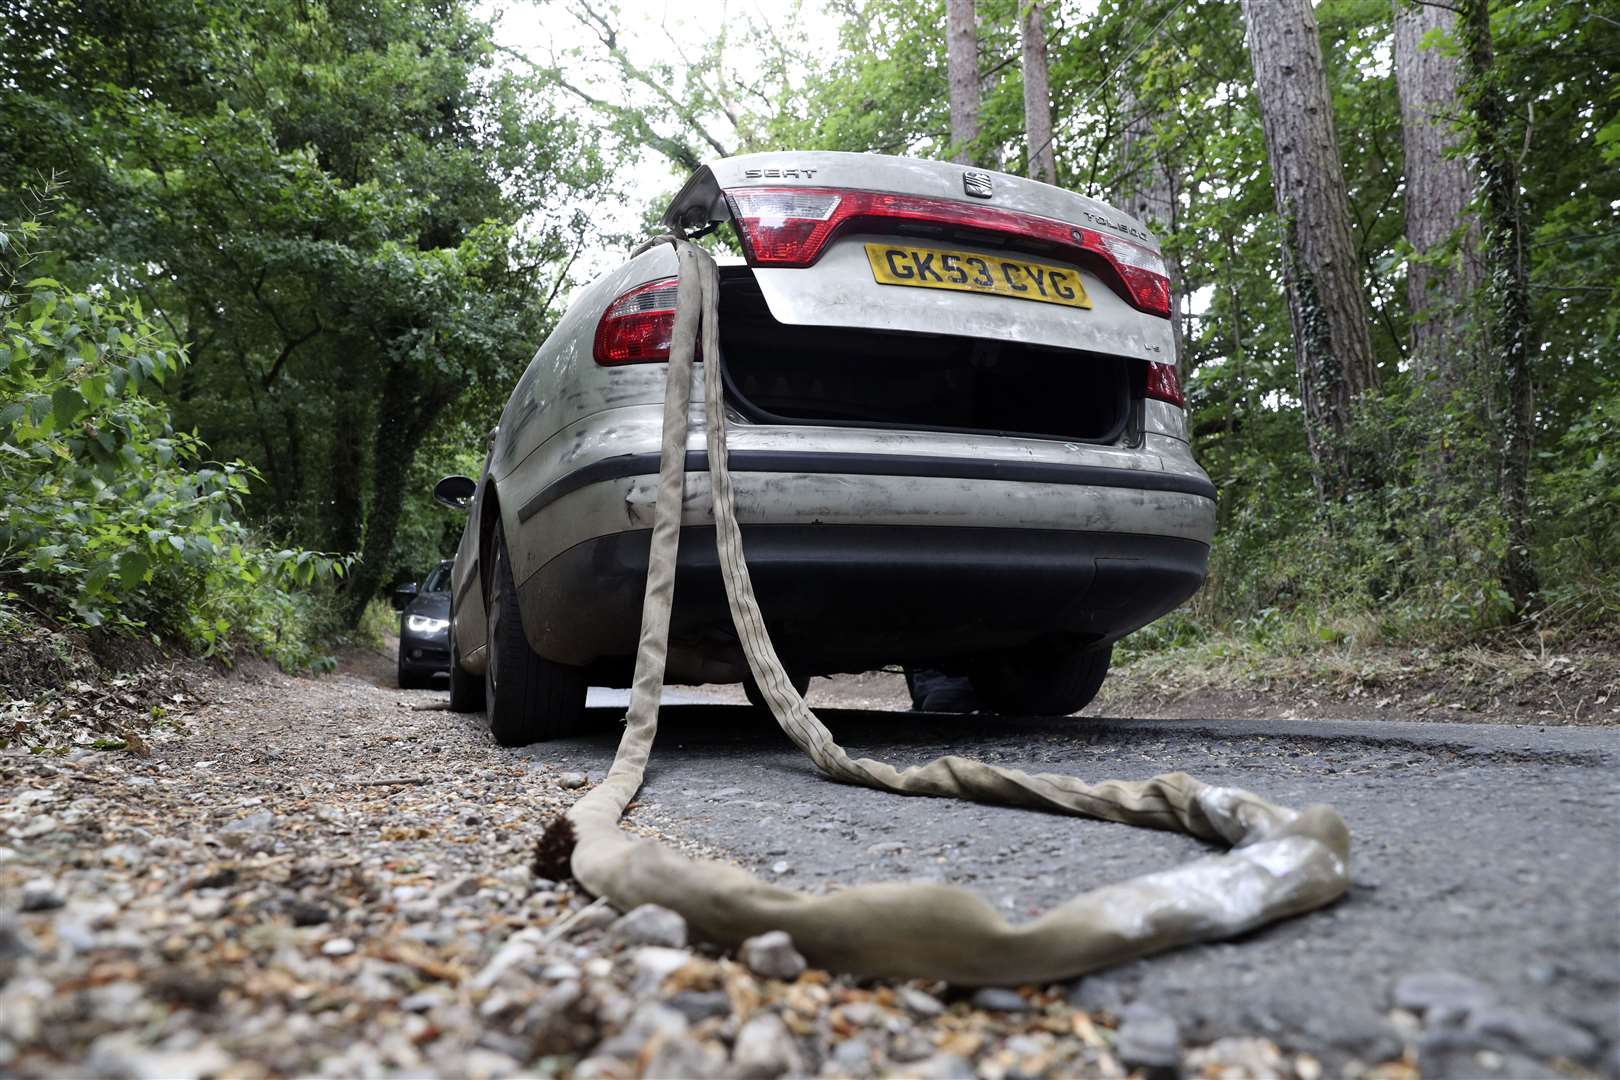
[660,152,1175,361]
[662,151,1158,250]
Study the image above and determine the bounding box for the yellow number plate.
[864,243,1091,309]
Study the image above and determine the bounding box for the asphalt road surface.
[528,695,1619,1071]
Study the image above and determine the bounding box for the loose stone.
[18,879,64,912]
[608,904,688,949]
[631,946,693,993]
[1393,971,1496,1018]
[1115,1005,1183,1074]
[666,989,732,1023]
[642,1031,727,1078]
[739,930,806,981]
[969,987,1028,1012]
[284,898,330,927]
[1068,974,1126,1015]
[1467,1005,1599,1061]
[731,1011,804,1079]
[911,1053,977,1079]
[898,986,945,1017]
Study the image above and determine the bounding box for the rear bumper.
[523,524,1207,677]
[519,448,1215,522]
[505,436,1214,589]
[501,406,1214,678]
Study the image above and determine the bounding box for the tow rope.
[561,235,1349,985]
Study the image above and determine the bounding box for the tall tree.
[1456,0,1538,609]
[1240,0,1381,498]
[1116,83,1186,372]
[1393,0,1481,389]
[946,0,982,164]
[1020,1,1056,183]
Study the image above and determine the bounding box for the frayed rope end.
[531,816,577,882]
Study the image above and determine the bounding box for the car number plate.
[864,243,1091,309]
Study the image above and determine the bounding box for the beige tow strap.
[564,236,1350,985]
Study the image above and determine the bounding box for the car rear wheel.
[447,618,485,713]
[743,670,811,711]
[969,641,1112,716]
[484,527,588,745]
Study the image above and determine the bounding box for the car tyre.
[484,527,588,745]
[969,641,1112,716]
[447,618,485,713]
[742,670,811,711]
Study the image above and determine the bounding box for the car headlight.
[405,614,449,634]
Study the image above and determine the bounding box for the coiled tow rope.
[560,235,1349,985]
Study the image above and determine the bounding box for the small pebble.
[285,898,331,927]
[609,904,688,949]
[321,937,356,957]
[739,930,806,981]
[1393,970,1496,1018]
[732,1011,803,1079]
[969,987,1028,1012]
[1116,1006,1183,1072]
[667,990,733,1023]
[19,879,65,912]
[899,986,945,1016]
[631,946,692,993]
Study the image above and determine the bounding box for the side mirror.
[390,582,418,611]
[433,474,477,512]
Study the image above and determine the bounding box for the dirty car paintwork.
[449,151,1213,681]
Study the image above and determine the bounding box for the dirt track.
[1,651,1615,1078]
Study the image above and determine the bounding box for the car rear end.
[501,152,1213,687]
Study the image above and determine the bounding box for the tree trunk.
[1457,0,1538,609]
[1020,1,1056,184]
[1240,0,1381,499]
[344,365,454,625]
[1393,0,1482,389]
[946,0,981,165]
[325,391,366,554]
[1116,84,1187,372]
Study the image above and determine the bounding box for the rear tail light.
[724,186,1172,318]
[1083,233,1173,319]
[593,277,680,365]
[1145,361,1184,408]
[724,190,843,266]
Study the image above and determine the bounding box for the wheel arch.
[478,477,503,612]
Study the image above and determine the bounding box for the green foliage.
[1,0,618,625]
[1537,375,1620,627]
[1,0,1613,660]
[757,0,1617,650]
[0,197,346,666]
[352,598,399,652]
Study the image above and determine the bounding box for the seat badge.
[963,171,994,199]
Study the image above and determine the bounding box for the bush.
[1127,369,1619,665]
[1537,375,1620,632]
[0,195,347,668]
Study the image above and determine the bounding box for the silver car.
[439,152,1215,745]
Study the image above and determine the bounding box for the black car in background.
[394,560,453,689]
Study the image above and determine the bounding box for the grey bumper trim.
[517,449,1216,524]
